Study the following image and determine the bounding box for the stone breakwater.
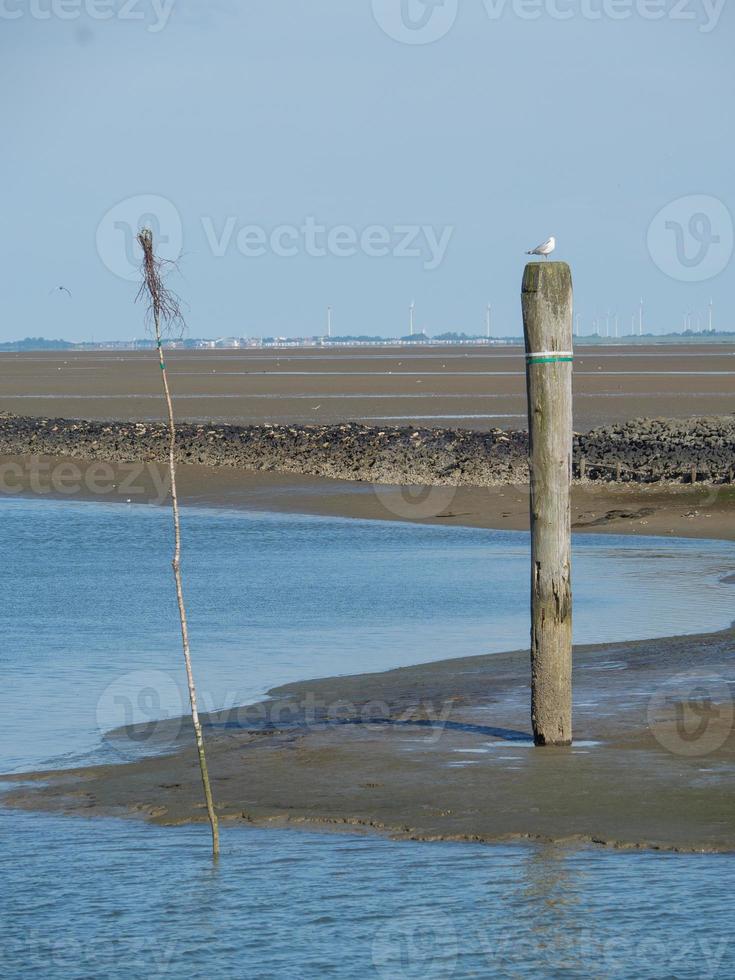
[575,416,735,483]
[0,413,733,486]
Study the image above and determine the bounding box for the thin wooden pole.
[137,229,220,858]
[521,262,574,746]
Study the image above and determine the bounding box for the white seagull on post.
[525,236,556,259]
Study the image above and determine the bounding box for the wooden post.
[522,262,573,746]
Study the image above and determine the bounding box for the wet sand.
[3,626,734,852]
[1,453,733,542]
[1,344,733,430]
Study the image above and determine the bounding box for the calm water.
[2,810,733,980]
[1,498,734,978]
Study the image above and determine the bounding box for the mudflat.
[1,344,733,430]
[1,453,734,541]
[4,626,734,852]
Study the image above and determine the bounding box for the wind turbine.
[409,301,415,337]
[326,305,332,339]
[486,304,491,340]
[708,298,713,332]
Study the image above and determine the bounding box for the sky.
[1,0,733,340]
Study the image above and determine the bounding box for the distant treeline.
[0,337,76,351]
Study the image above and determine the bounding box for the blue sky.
[2,0,732,340]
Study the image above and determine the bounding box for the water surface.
[2,498,734,979]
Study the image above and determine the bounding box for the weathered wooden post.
[521,262,574,746]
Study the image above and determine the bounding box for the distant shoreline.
[2,336,735,352]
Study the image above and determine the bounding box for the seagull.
[49,285,72,297]
[525,237,555,259]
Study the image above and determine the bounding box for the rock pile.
[0,412,732,486]
[575,416,735,483]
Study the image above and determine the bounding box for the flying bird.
[525,237,555,259]
[49,285,72,297]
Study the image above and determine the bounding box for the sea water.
[1,498,733,978]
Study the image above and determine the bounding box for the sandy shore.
[3,625,734,852]
[1,344,733,430]
[1,453,734,541]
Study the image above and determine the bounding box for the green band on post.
[526,355,574,365]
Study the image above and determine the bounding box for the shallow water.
[2,498,734,978]
[2,810,734,980]
[1,498,733,773]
